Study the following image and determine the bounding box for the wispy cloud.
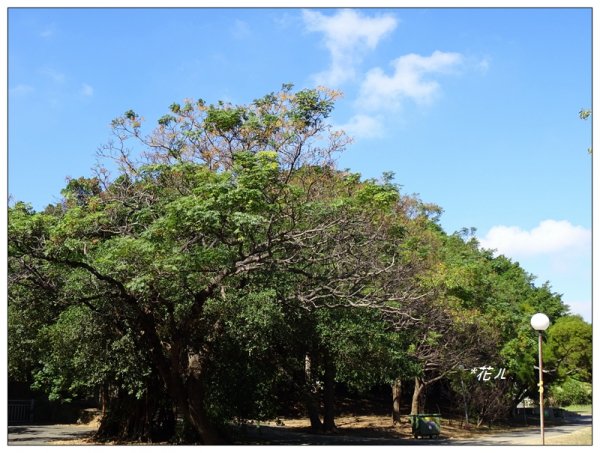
[302,9,397,87]
[476,56,491,74]
[273,11,295,30]
[303,10,477,139]
[40,23,57,39]
[9,84,35,96]
[336,114,385,139]
[357,51,464,111]
[40,67,66,83]
[80,83,94,97]
[231,19,251,39]
[479,219,590,257]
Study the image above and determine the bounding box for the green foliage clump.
[545,315,592,382]
[550,378,592,406]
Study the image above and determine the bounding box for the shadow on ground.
[8,424,97,445]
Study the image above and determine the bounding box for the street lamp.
[530,312,550,445]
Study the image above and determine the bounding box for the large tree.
[8,85,428,443]
[401,228,570,417]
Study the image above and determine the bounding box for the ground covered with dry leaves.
[257,413,492,440]
[50,413,480,445]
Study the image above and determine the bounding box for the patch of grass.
[562,404,592,414]
[545,427,592,445]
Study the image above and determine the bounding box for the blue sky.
[5,5,593,322]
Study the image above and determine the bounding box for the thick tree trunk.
[411,377,424,415]
[322,352,336,432]
[160,371,224,444]
[163,352,224,445]
[304,352,323,431]
[392,378,402,424]
[100,383,108,417]
[133,335,218,443]
[95,391,147,441]
[137,316,224,445]
[184,372,224,445]
[95,380,175,443]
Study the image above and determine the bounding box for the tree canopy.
[8,85,581,444]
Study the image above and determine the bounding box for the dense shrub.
[549,378,592,406]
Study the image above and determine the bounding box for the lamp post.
[530,313,550,445]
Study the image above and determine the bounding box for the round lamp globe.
[530,313,550,331]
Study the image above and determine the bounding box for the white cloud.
[479,220,590,258]
[481,220,591,322]
[336,114,384,139]
[357,51,463,110]
[302,9,397,87]
[80,83,94,97]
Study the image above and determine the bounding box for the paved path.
[7,424,97,446]
[447,414,592,446]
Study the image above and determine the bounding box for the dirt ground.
[258,413,494,440]
[49,413,504,445]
